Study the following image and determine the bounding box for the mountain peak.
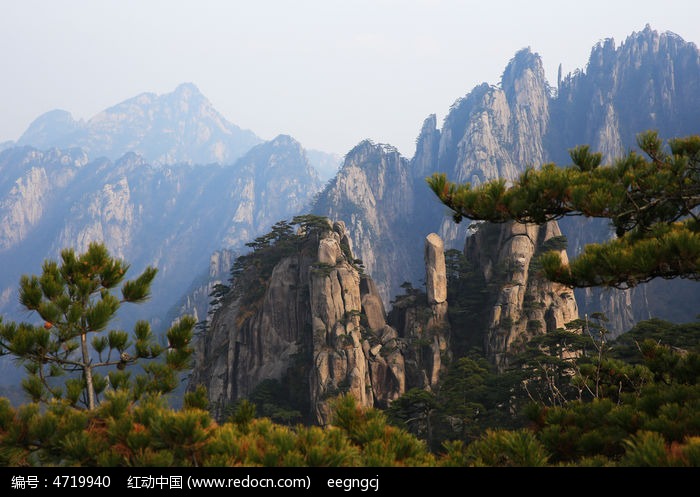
[500,47,546,89]
[114,150,147,169]
[171,82,206,103]
[174,81,201,94]
[345,139,400,161]
[15,83,262,166]
[269,134,300,147]
[18,109,81,147]
[612,24,693,57]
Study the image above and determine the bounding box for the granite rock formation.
[187,219,408,424]
[464,220,579,370]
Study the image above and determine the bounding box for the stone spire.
[425,232,447,305]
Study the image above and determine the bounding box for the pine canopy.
[0,242,194,410]
[426,130,700,288]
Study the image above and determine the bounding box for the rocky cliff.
[464,220,579,371]
[387,233,451,389]
[311,141,422,303]
[187,218,408,424]
[187,212,583,421]
[312,47,552,306]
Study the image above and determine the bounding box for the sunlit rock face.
[465,220,579,371]
[187,219,407,425]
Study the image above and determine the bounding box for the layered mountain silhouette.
[16,83,262,166]
[1,25,699,405]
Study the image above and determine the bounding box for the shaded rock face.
[464,220,579,371]
[192,253,312,420]
[311,141,420,304]
[187,220,407,425]
[546,26,700,336]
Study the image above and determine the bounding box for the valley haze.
[1,0,699,157]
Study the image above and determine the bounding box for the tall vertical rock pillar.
[423,233,450,386]
[425,233,447,307]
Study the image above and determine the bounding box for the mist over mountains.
[0,96,330,397]
[1,25,699,403]
[15,82,261,166]
[3,82,342,182]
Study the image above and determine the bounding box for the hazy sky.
[1,0,698,158]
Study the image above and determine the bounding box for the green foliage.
[388,314,700,466]
[184,384,209,411]
[611,318,700,361]
[386,388,438,445]
[226,214,334,327]
[530,235,568,274]
[247,379,304,425]
[510,327,595,406]
[542,234,568,252]
[310,262,336,277]
[441,429,550,467]
[291,214,333,236]
[0,242,195,411]
[621,431,700,467]
[443,248,492,355]
[329,393,436,466]
[436,357,494,440]
[389,281,427,309]
[0,391,439,467]
[3,322,700,468]
[388,354,521,452]
[515,318,700,465]
[427,130,700,288]
[229,399,260,427]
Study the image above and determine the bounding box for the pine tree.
[427,130,700,289]
[0,242,195,410]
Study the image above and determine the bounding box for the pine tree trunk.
[81,333,96,410]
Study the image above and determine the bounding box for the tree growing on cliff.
[0,242,195,410]
[427,130,700,289]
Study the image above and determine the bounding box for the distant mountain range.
[1,24,699,405]
[0,86,336,400]
[2,82,341,181]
